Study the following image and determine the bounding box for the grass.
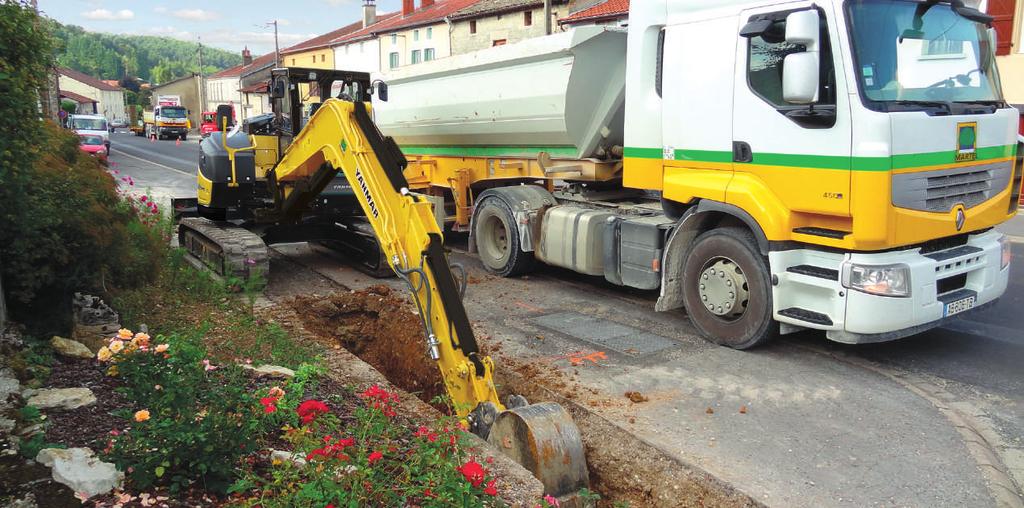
[111,248,318,370]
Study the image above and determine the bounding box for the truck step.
[778,307,834,326]
[786,265,839,281]
[792,227,850,239]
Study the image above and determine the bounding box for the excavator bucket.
[487,402,590,500]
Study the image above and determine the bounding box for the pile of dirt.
[288,286,445,404]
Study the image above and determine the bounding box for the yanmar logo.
[955,122,978,162]
[354,167,379,219]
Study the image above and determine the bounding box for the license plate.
[944,296,976,317]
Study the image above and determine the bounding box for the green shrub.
[99,330,266,494]
[235,385,504,507]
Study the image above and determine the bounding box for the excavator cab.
[177,69,590,501]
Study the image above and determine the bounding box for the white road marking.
[111,146,194,177]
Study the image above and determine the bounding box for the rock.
[71,293,120,353]
[50,336,94,359]
[0,417,15,435]
[18,423,44,437]
[6,493,38,508]
[242,364,295,379]
[27,388,96,410]
[270,449,306,467]
[36,448,123,498]
[0,368,20,401]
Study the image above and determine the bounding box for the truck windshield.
[846,0,1003,110]
[161,107,187,118]
[72,118,107,130]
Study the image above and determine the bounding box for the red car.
[79,134,108,164]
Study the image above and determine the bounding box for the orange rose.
[134,410,150,422]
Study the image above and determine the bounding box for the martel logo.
[955,122,978,162]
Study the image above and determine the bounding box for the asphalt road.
[107,132,1024,507]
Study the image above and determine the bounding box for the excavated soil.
[287,286,446,405]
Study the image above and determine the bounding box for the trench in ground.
[284,282,758,508]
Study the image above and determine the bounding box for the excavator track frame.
[178,217,270,283]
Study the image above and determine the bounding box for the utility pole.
[270,20,281,67]
[197,38,208,112]
[544,0,552,35]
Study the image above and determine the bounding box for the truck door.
[731,2,852,238]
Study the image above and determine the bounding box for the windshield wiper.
[889,100,952,114]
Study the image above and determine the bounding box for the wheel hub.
[698,258,749,319]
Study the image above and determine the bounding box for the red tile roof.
[366,0,480,34]
[210,51,278,79]
[329,11,402,45]
[59,90,97,104]
[240,82,269,94]
[57,67,121,91]
[559,0,628,24]
[282,19,363,55]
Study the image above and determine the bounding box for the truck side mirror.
[272,78,286,99]
[376,81,388,102]
[782,9,821,105]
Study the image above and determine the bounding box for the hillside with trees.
[50,21,242,85]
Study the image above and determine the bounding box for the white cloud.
[135,26,318,54]
[82,9,135,21]
[171,9,220,21]
[153,7,168,14]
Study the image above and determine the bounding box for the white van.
[69,114,110,150]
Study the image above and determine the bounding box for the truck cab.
[150,105,190,141]
[626,0,1017,345]
[69,114,110,150]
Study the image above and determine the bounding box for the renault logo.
[955,207,966,231]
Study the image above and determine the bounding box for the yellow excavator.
[173,68,588,498]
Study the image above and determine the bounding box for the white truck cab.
[69,114,110,150]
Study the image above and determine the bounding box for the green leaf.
[154,466,165,478]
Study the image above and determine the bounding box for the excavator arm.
[273,97,502,419]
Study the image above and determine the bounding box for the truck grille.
[892,160,1013,212]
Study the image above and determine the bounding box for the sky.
[37,0,405,56]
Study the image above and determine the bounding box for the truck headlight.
[1000,235,1012,270]
[842,263,911,297]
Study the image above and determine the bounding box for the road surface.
[108,131,1024,507]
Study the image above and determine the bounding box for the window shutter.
[988,0,1016,56]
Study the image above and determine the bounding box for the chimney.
[402,0,414,16]
[242,47,253,66]
[363,0,377,27]
[421,0,434,8]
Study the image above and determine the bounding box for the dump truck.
[375,0,1020,349]
[128,105,147,136]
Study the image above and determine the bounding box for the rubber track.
[178,217,270,283]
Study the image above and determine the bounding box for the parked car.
[69,114,110,150]
[78,134,108,164]
[109,119,128,129]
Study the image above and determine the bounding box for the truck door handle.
[733,141,753,163]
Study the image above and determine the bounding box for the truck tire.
[181,134,187,141]
[474,198,535,277]
[681,227,777,349]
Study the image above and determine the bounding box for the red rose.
[457,459,486,487]
[484,478,498,496]
[297,400,329,424]
[368,451,383,464]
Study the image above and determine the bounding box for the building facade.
[282,21,363,71]
[332,3,402,77]
[448,0,574,54]
[373,0,478,71]
[558,0,628,27]
[57,68,127,123]
[149,74,203,130]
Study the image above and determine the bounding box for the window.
[389,52,400,69]
[493,39,507,46]
[312,55,316,63]
[391,34,397,44]
[291,58,296,65]
[746,13,835,108]
[921,38,966,58]
[411,49,422,64]
[360,41,364,51]
[424,48,435,61]
[524,11,532,26]
[414,29,420,41]
[345,45,350,54]
[321,54,326,62]
[470,20,477,34]
[427,27,433,39]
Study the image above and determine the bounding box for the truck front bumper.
[770,229,1009,344]
[158,126,188,136]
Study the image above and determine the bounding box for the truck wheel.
[474,198,535,277]
[681,227,776,349]
[181,134,187,141]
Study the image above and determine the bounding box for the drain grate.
[531,312,678,356]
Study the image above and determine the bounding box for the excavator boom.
[270,97,589,498]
